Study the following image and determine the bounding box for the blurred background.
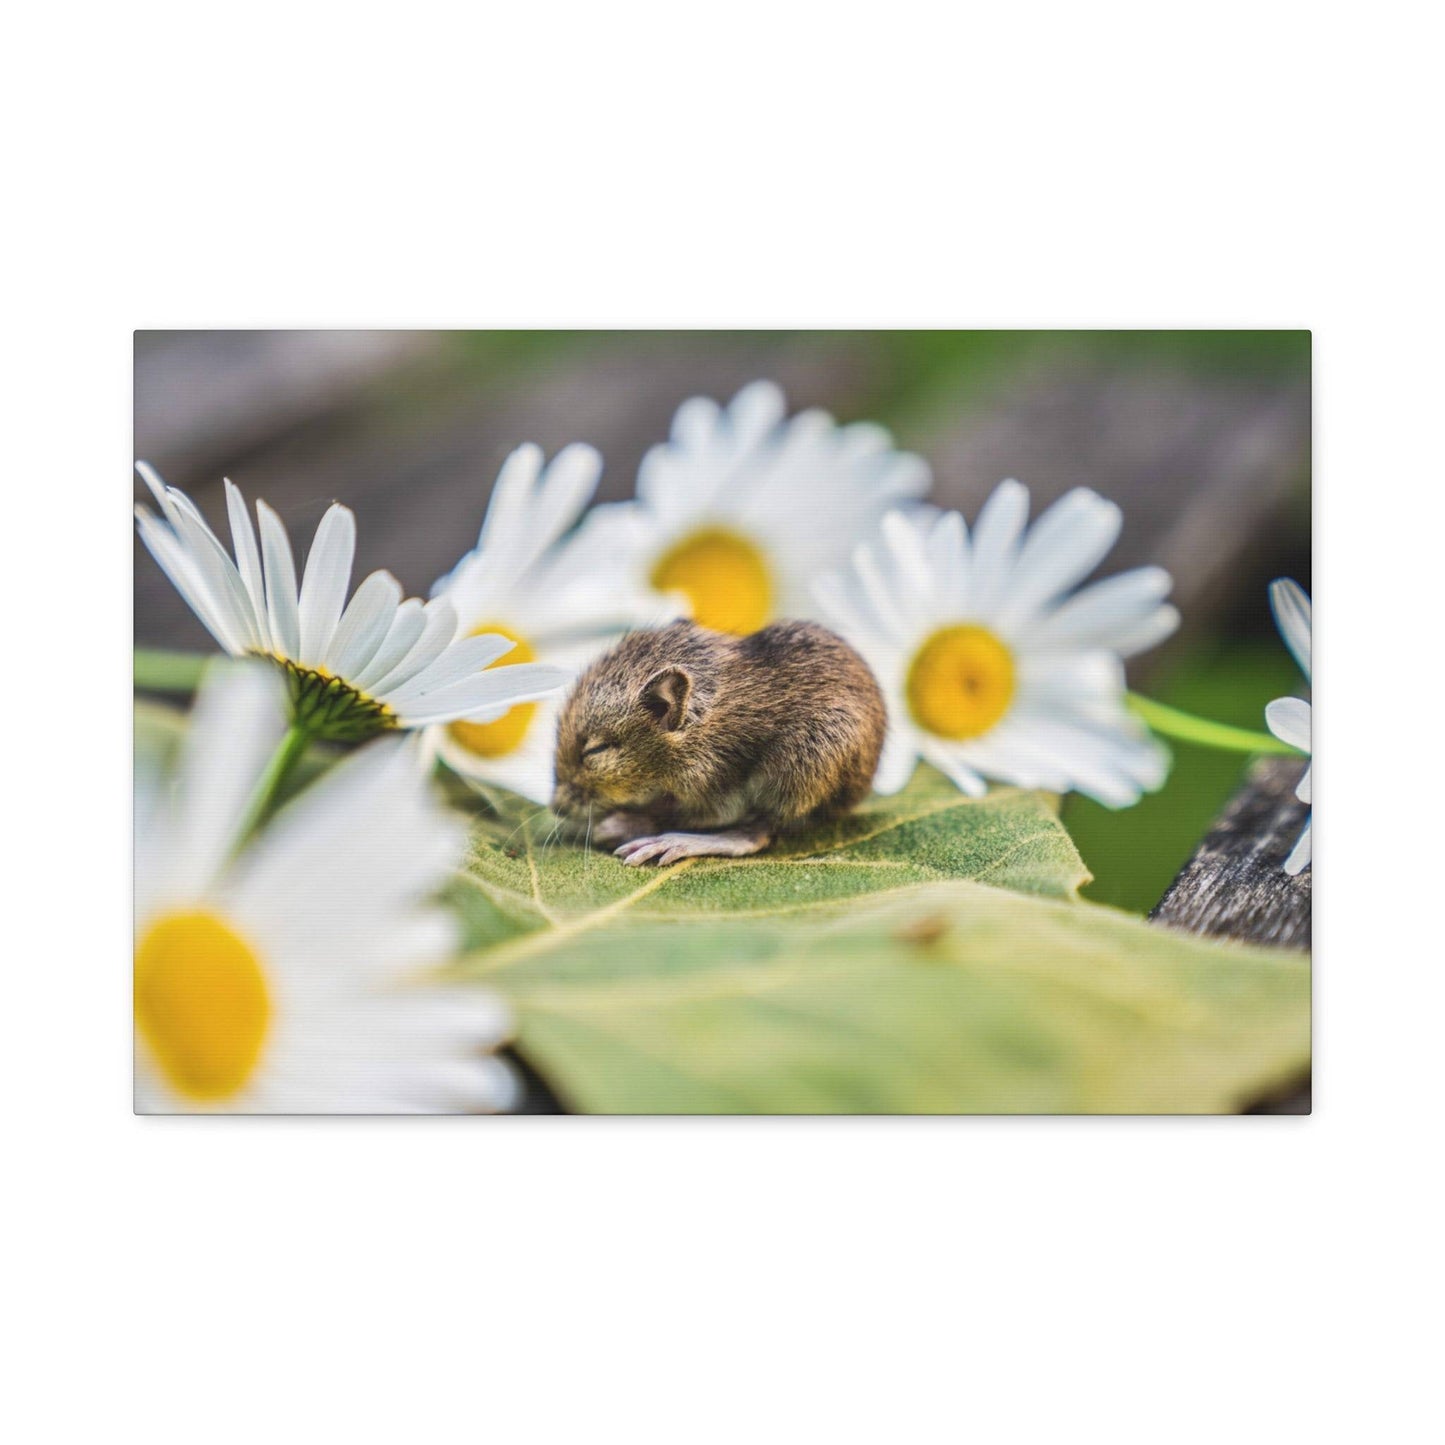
[134,330,1310,913]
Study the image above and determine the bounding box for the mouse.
[551,619,886,866]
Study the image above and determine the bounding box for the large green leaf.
[447,766,1089,945]
[452,773,1309,1114]
[135,700,1310,1113]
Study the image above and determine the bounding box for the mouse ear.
[640,667,692,732]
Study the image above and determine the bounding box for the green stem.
[134,647,209,693]
[1127,692,1301,755]
[232,723,314,851]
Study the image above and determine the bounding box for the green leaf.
[449,766,1089,944]
[453,772,1309,1114]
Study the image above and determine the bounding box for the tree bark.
[1152,757,1312,1111]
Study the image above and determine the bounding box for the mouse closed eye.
[552,619,886,866]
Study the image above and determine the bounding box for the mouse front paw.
[615,827,771,867]
[591,810,658,847]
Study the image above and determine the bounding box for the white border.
[10,3,1439,1439]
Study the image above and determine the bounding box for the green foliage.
[1066,642,1305,913]
[136,691,1310,1116]
[452,768,1309,1114]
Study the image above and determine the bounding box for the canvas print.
[133,330,1312,1114]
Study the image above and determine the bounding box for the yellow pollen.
[650,527,774,635]
[134,910,272,1102]
[448,623,538,758]
[906,625,1016,740]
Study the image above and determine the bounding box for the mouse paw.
[615,829,771,867]
[591,810,657,847]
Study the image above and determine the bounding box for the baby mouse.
[552,619,886,866]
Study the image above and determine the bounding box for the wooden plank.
[921,358,1311,660]
[135,330,440,477]
[134,333,879,649]
[1152,757,1311,947]
[1151,757,1312,1112]
[136,337,1310,661]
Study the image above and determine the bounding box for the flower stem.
[134,647,208,693]
[233,722,315,850]
[1127,692,1301,755]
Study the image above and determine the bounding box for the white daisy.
[135,662,516,1113]
[425,442,661,803]
[1265,578,1312,875]
[814,481,1180,807]
[570,380,931,635]
[134,463,570,742]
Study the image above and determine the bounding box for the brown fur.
[552,620,886,845]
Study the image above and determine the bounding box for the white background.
[5,2,1440,1440]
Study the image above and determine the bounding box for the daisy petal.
[852,539,917,643]
[384,631,520,706]
[1283,816,1311,875]
[1025,567,1177,654]
[926,509,971,613]
[369,598,458,697]
[673,394,725,451]
[728,380,788,449]
[257,501,302,659]
[476,443,543,555]
[135,461,187,530]
[872,722,921,795]
[449,442,605,615]
[880,509,931,588]
[167,663,287,900]
[326,570,402,678]
[918,739,989,797]
[165,500,263,651]
[510,442,602,564]
[135,508,246,654]
[1018,652,1126,710]
[994,488,1122,631]
[967,479,1030,613]
[1265,696,1311,753]
[296,504,356,665]
[393,662,571,725]
[434,691,566,802]
[353,598,427,691]
[1101,604,1181,659]
[225,480,270,651]
[1270,579,1311,682]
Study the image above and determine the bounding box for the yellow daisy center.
[649,527,774,635]
[906,625,1016,740]
[134,910,272,1102]
[447,623,538,758]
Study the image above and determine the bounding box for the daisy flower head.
[426,442,661,803]
[134,464,570,742]
[814,481,1181,807]
[135,662,516,1113]
[572,380,931,636]
[1265,578,1312,875]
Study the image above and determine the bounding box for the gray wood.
[1152,756,1310,947]
[134,333,878,649]
[135,330,440,477]
[135,336,1310,665]
[1151,757,1312,1112]
[921,358,1310,664]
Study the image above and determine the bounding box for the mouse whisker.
[499,805,549,852]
